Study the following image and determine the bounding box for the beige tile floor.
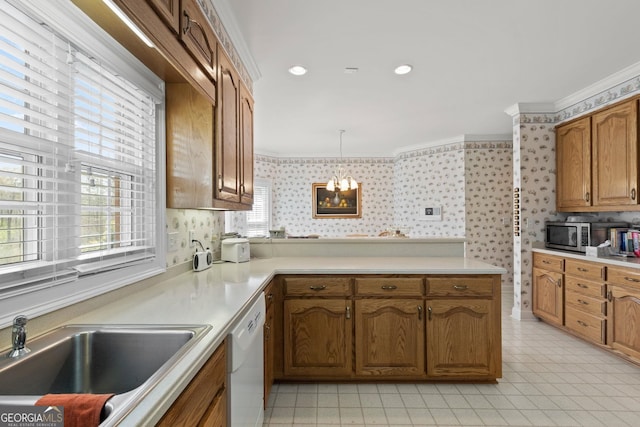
[263,291,640,426]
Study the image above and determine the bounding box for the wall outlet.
[419,206,442,221]
[167,232,179,252]
[189,230,196,247]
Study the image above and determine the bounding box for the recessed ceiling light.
[288,65,307,76]
[394,64,413,75]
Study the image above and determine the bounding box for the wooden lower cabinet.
[425,299,497,378]
[607,285,640,360]
[157,339,226,427]
[283,298,352,377]
[354,299,425,377]
[532,267,564,326]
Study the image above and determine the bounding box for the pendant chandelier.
[326,130,358,192]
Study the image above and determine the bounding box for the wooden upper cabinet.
[166,83,214,208]
[556,116,592,209]
[146,0,180,34]
[240,84,254,205]
[216,50,240,203]
[180,0,217,81]
[592,99,639,207]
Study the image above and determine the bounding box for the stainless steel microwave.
[545,221,628,253]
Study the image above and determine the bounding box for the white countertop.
[64,256,505,425]
[532,242,640,269]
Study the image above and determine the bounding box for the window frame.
[0,0,166,327]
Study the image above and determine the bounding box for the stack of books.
[609,227,640,257]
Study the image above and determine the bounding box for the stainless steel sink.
[0,324,210,425]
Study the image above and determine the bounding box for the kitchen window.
[0,0,165,325]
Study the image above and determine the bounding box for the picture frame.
[312,182,362,219]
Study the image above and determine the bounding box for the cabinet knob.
[267,293,273,301]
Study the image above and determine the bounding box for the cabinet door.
[556,116,592,209]
[355,299,424,376]
[166,83,214,208]
[180,0,216,80]
[532,267,564,326]
[607,285,640,360]
[425,299,497,378]
[592,100,639,206]
[240,84,254,205]
[216,51,240,202]
[284,299,352,377]
[146,0,180,34]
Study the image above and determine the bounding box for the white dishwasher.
[229,293,265,427]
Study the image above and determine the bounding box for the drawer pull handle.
[577,267,588,272]
[557,278,562,288]
[607,290,613,302]
[624,276,640,283]
[577,320,588,327]
[577,283,588,289]
[453,285,468,291]
[633,188,637,200]
[345,306,351,319]
[381,285,398,290]
[309,285,327,291]
[585,192,590,202]
[427,306,432,321]
[542,260,552,264]
[577,299,589,305]
[417,305,422,321]
[267,293,274,301]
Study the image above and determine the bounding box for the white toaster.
[221,238,250,263]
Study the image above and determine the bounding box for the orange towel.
[36,393,114,427]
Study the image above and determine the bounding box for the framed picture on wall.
[312,183,362,218]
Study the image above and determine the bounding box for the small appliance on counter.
[545,218,628,253]
[221,238,250,263]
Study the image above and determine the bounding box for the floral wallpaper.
[465,144,514,287]
[393,143,466,237]
[268,157,396,237]
[165,209,225,268]
[510,114,562,319]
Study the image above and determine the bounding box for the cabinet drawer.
[284,277,351,296]
[564,259,605,281]
[355,277,423,297]
[565,290,606,317]
[607,266,640,290]
[426,276,494,297]
[564,276,606,299]
[565,306,606,345]
[533,253,564,273]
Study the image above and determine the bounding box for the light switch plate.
[167,232,179,252]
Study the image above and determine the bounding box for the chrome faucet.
[7,315,30,358]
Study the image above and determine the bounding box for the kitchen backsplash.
[165,209,224,268]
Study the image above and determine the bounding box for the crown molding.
[392,133,512,157]
[206,0,261,81]
[504,103,555,117]
[555,60,640,111]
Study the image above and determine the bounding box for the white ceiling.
[219,0,640,158]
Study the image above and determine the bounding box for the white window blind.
[246,181,271,237]
[0,0,158,297]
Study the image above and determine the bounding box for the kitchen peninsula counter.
[13,257,505,425]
